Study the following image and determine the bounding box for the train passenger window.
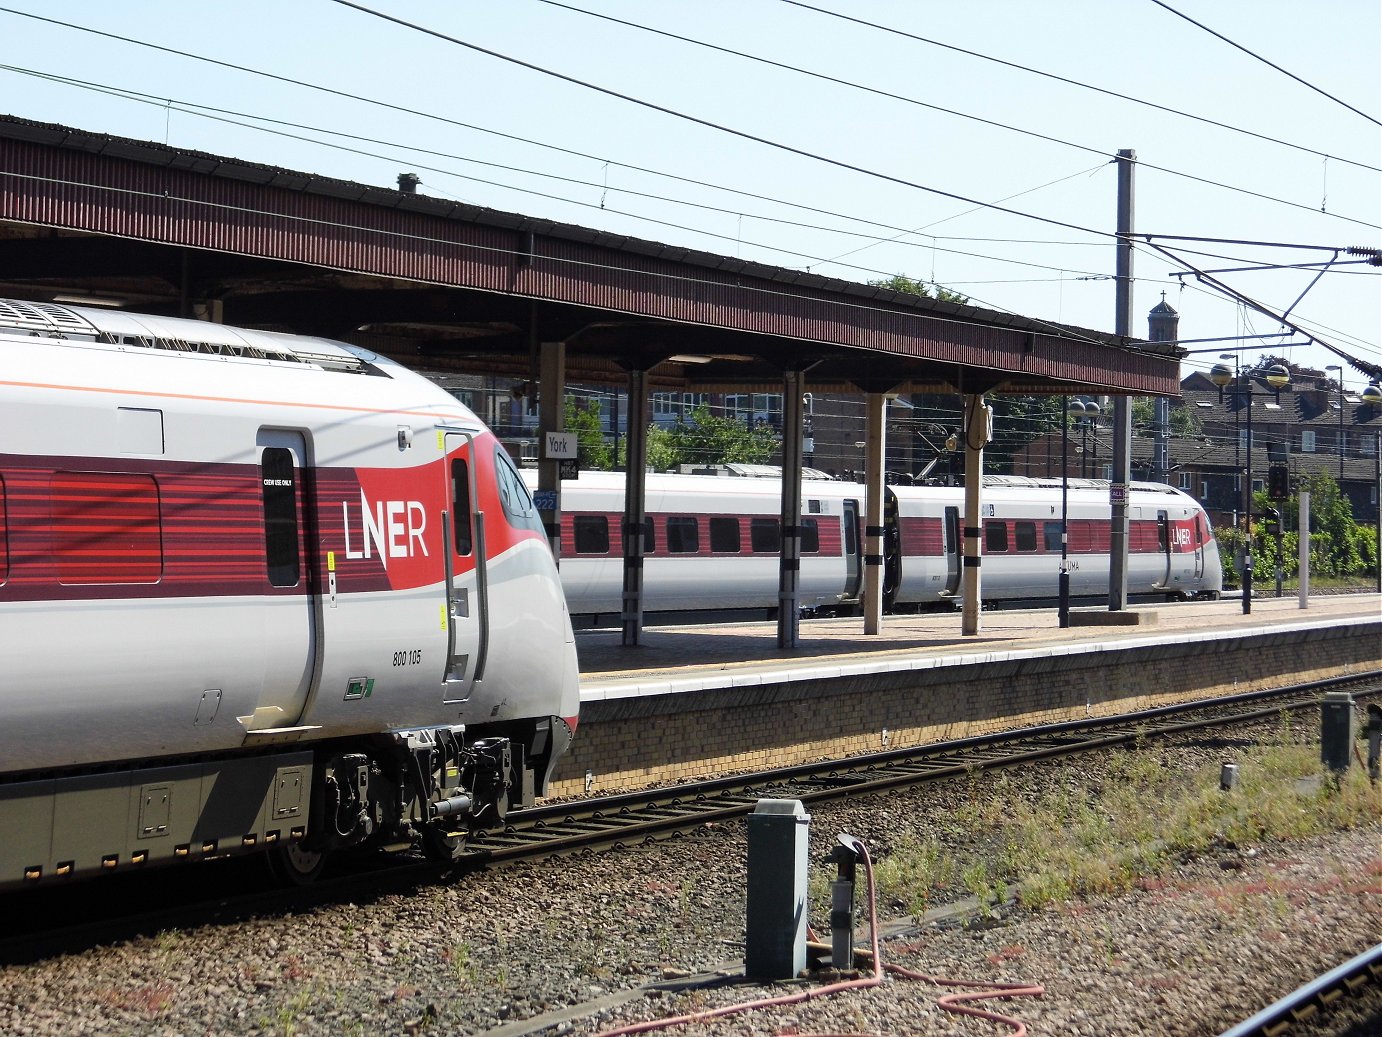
[1043,522,1063,552]
[451,459,473,556]
[709,516,740,553]
[984,521,1008,552]
[750,517,780,553]
[49,472,164,586]
[260,449,299,587]
[1015,522,1037,552]
[493,447,545,535]
[574,515,610,554]
[800,518,820,553]
[666,516,700,553]
[0,475,6,582]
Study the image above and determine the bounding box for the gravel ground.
[1,732,1378,1037]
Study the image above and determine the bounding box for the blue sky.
[3,0,1378,390]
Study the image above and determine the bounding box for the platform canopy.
[0,115,1181,398]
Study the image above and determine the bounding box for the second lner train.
[533,469,1223,619]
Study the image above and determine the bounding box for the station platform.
[576,593,1382,698]
[551,594,1381,799]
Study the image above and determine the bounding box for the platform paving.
[575,593,1381,698]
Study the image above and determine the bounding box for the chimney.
[397,173,421,194]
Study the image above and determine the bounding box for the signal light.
[1267,464,1290,501]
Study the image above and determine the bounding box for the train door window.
[1043,521,1063,552]
[451,459,473,556]
[261,448,300,587]
[750,517,781,553]
[800,517,820,553]
[493,447,545,535]
[1015,521,1037,552]
[574,515,610,554]
[709,516,740,553]
[666,516,700,553]
[984,520,1009,552]
[1157,512,1169,552]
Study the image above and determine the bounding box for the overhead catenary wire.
[536,0,1378,228]
[778,0,1381,170]
[1147,0,1381,127]
[327,0,1372,243]
[0,5,1372,365]
[0,64,1119,284]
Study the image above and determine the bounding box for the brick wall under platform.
[548,620,1382,799]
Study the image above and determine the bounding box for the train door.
[1192,512,1207,580]
[882,488,901,610]
[1156,510,1172,589]
[842,499,862,601]
[442,432,487,703]
[943,506,962,596]
[256,430,319,727]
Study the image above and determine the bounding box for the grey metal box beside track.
[745,798,811,980]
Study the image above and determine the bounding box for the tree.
[867,273,971,305]
[1131,396,1204,438]
[563,395,614,470]
[636,405,780,470]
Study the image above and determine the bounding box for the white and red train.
[539,469,1223,619]
[0,299,579,888]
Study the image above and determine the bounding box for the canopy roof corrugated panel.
[0,115,1180,396]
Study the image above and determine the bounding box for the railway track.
[1218,941,1382,1037]
[2,672,1376,971]
[464,671,1382,863]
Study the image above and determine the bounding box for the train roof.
[0,297,378,376]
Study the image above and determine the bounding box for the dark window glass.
[494,448,545,535]
[261,448,299,587]
[51,472,163,585]
[1043,521,1063,552]
[709,516,740,553]
[574,515,610,554]
[1015,522,1037,552]
[0,474,6,583]
[451,458,473,556]
[666,516,700,554]
[984,520,1008,553]
[800,517,820,553]
[750,517,781,553]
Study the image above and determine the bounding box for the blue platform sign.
[532,490,558,511]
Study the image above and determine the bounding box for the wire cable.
[539,0,1379,227]
[1147,0,1381,126]
[779,0,1380,169]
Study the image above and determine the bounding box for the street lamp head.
[1067,397,1087,418]
[1209,362,1234,388]
[1264,364,1290,391]
[1361,382,1382,407]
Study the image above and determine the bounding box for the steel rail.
[1218,942,1382,1037]
[465,671,1381,864]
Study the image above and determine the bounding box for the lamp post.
[1069,397,1101,478]
[1211,363,1290,614]
[1220,354,1241,500]
[1325,365,1344,486]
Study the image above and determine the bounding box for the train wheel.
[420,822,467,863]
[267,842,326,886]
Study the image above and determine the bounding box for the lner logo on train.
[333,468,450,589]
